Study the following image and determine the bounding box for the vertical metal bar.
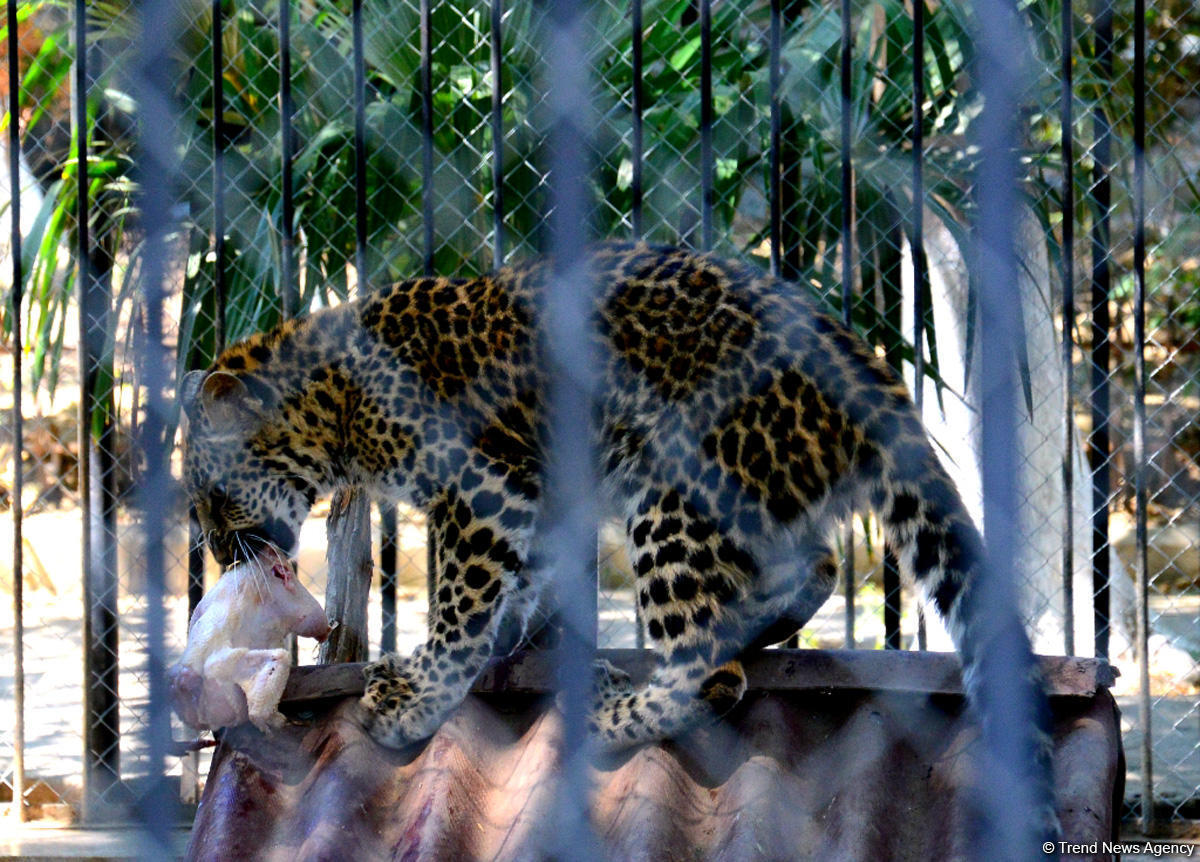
[972,0,1055,848]
[765,8,791,655]
[212,0,227,352]
[910,4,925,431]
[279,0,296,317]
[882,197,904,647]
[379,505,398,654]
[186,506,205,635]
[182,520,203,795]
[839,0,855,649]
[1088,0,1113,661]
[910,0,925,415]
[353,0,367,281]
[192,0,230,624]
[316,0,375,663]
[1131,0,1152,831]
[630,0,646,648]
[352,0,395,657]
[699,0,713,250]
[75,0,120,813]
[490,0,505,268]
[841,527,855,648]
[8,0,27,822]
[129,0,180,843]
[915,591,927,650]
[74,0,96,809]
[545,0,599,854]
[630,0,643,239]
[768,0,781,278]
[911,0,927,651]
[420,0,436,604]
[186,11,227,766]
[1059,0,1076,656]
[883,553,901,649]
[420,0,434,276]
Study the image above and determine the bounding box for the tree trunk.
[319,487,373,664]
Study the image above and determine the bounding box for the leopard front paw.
[361,656,417,721]
[697,660,746,717]
[592,658,633,696]
[361,657,454,749]
[363,653,408,689]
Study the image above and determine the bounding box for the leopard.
[180,241,1052,792]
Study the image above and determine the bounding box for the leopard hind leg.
[745,542,838,651]
[589,492,765,749]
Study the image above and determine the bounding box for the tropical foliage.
[1,0,1189,415]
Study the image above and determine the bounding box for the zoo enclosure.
[1,0,1197,840]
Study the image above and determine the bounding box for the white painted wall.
[901,210,1138,660]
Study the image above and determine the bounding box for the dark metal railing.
[630,0,644,239]
[420,0,435,276]
[767,0,781,277]
[278,0,297,319]
[73,0,121,812]
[490,0,505,267]
[1088,0,1114,663]
[1131,0,1151,832]
[838,0,856,650]
[1059,0,1076,660]
[911,0,928,653]
[698,0,713,251]
[6,0,26,825]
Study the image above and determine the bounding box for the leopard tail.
[872,435,1061,846]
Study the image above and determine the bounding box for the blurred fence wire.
[0,0,1197,838]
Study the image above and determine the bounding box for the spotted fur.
[180,242,1048,771]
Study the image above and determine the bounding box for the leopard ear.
[196,371,262,431]
[179,369,207,416]
[201,370,248,404]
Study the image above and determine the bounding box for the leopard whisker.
[233,533,269,603]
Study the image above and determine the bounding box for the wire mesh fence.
[0,0,1196,839]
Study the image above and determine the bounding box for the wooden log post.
[319,487,373,664]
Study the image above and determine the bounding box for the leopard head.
[180,370,319,567]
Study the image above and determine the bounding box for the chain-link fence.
[1,0,1196,839]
